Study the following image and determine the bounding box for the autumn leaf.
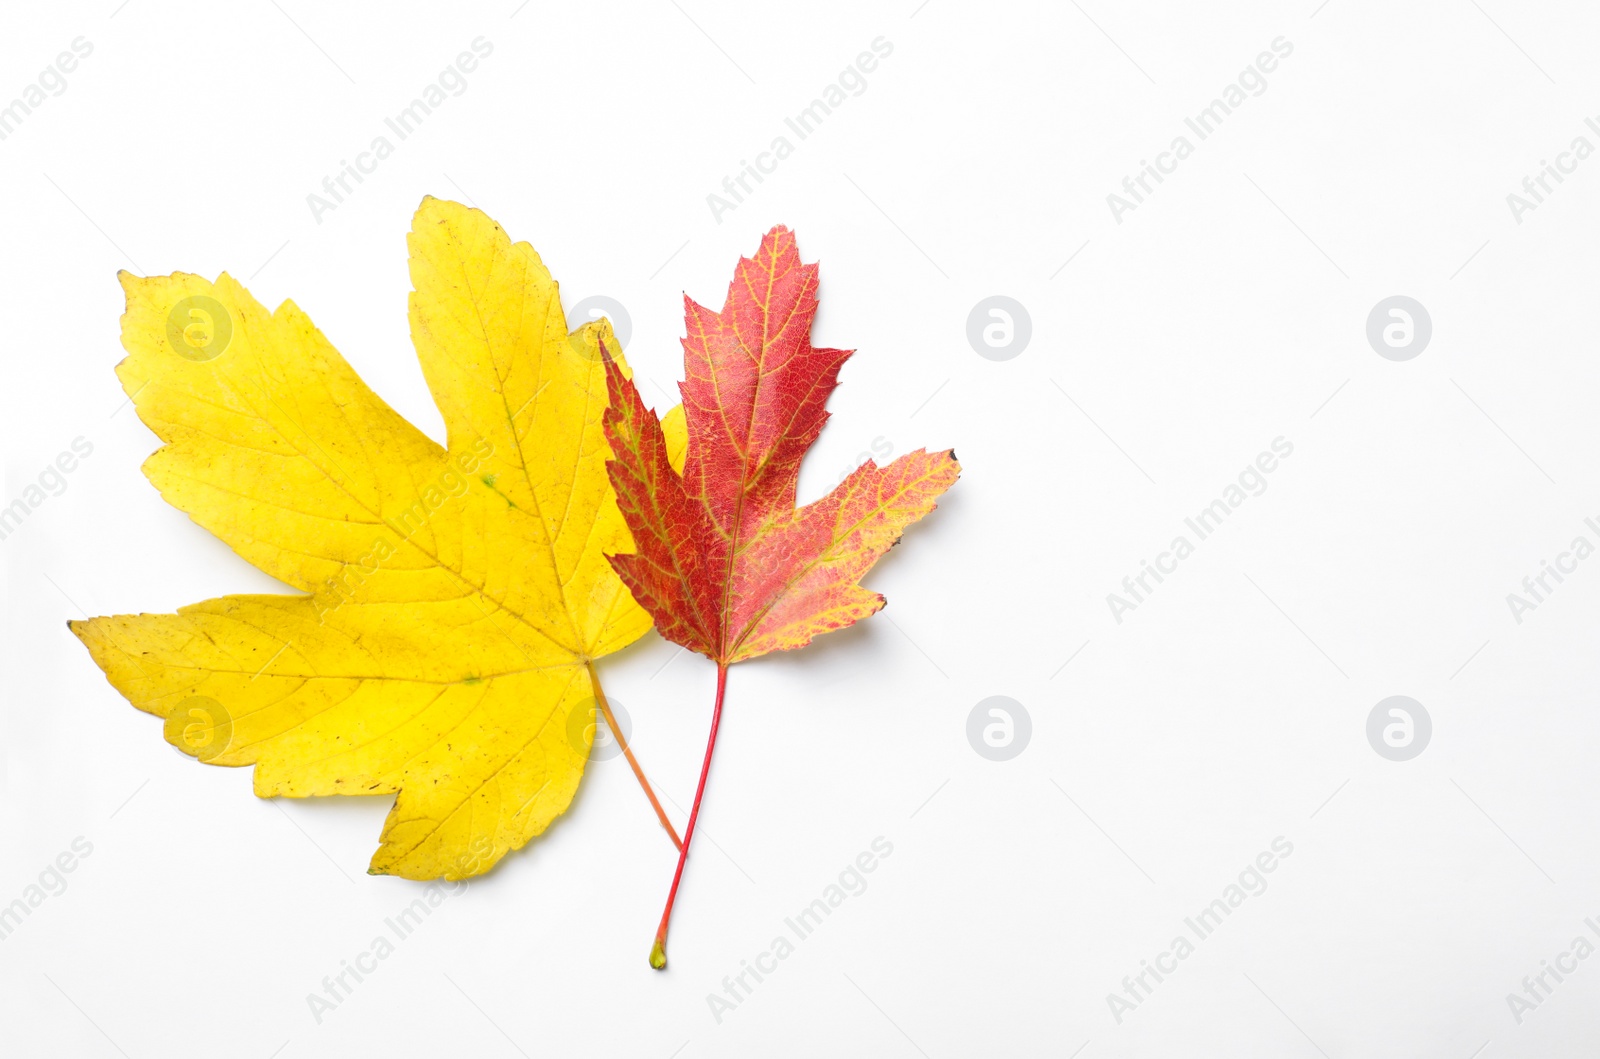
[71,197,685,881]
[601,225,960,967]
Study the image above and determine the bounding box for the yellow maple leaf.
[71,197,684,880]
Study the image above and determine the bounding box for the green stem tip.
[649,939,667,971]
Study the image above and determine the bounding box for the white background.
[3,1,1600,1056]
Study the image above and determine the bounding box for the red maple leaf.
[601,225,959,967]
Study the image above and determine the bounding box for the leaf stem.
[649,662,729,970]
[585,659,682,851]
